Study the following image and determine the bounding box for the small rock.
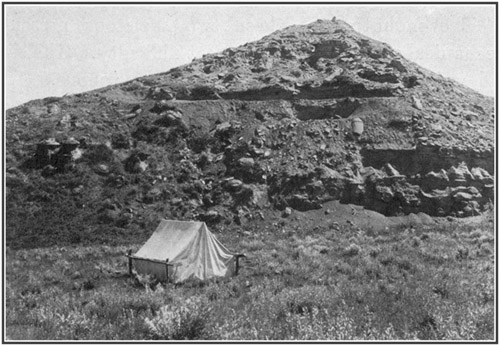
[448,163,473,181]
[384,163,401,177]
[166,110,182,120]
[72,185,84,195]
[47,103,61,115]
[137,161,148,173]
[453,192,473,201]
[58,113,72,128]
[376,185,394,202]
[467,186,480,195]
[282,207,292,218]
[227,179,243,190]
[200,210,221,223]
[462,206,472,216]
[470,167,484,180]
[463,111,479,121]
[411,96,423,110]
[171,198,183,205]
[390,59,407,73]
[238,157,255,167]
[214,122,232,133]
[94,164,110,175]
[430,124,442,132]
[471,167,493,184]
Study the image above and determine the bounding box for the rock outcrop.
[5,18,494,247]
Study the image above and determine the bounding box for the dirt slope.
[5,18,494,249]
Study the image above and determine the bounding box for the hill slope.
[5,18,494,249]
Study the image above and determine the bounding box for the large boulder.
[448,162,473,183]
[471,167,494,184]
[422,169,449,191]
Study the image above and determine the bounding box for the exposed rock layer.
[5,18,495,248]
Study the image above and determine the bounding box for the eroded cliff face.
[5,18,494,247]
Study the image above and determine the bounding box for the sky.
[4,4,496,109]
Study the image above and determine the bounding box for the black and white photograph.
[3,2,496,342]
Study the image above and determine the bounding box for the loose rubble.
[5,18,495,247]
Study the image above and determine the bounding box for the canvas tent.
[129,220,243,283]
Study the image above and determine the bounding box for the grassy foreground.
[5,214,495,341]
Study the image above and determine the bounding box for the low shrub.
[5,215,495,341]
[342,244,361,257]
[144,296,211,340]
[83,144,115,164]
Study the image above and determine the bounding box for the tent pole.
[235,254,246,276]
[235,256,240,276]
[127,249,133,276]
[165,258,169,283]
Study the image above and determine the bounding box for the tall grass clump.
[144,296,211,340]
[5,211,495,341]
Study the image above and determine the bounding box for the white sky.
[4,4,496,109]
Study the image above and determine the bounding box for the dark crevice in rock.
[220,87,296,101]
[358,70,400,84]
[296,82,396,99]
[360,145,494,177]
[294,98,361,120]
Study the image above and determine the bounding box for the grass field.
[5,212,495,341]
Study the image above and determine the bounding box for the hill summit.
[6,18,494,249]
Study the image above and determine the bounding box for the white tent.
[129,220,242,283]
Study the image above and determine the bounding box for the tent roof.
[135,219,206,262]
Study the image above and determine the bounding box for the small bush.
[469,229,483,238]
[455,247,469,260]
[144,296,211,340]
[190,85,219,100]
[478,243,492,256]
[83,144,115,164]
[336,262,353,275]
[133,274,160,290]
[342,244,361,257]
[410,236,421,247]
[241,239,266,252]
[111,133,130,149]
[82,280,95,291]
[5,210,495,341]
[368,246,380,258]
[478,234,493,244]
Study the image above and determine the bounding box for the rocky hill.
[5,18,494,249]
